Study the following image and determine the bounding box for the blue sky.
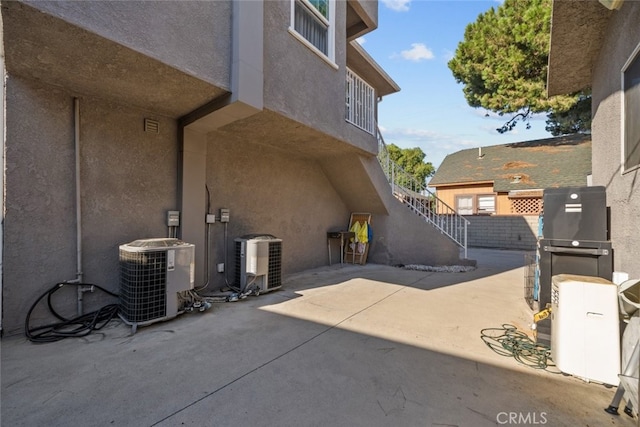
[359,0,552,170]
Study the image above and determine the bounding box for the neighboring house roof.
[429,134,591,192]
[547,0,613,96]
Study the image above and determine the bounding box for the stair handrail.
[376,128,469,258]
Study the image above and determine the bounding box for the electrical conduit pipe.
[72,98,93,315]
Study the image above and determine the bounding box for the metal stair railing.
[376,128,469,258]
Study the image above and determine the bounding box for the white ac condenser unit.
[119,238,195,331]
[234,234,282,294]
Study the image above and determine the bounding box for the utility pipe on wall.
[74,97,83,285]
[73,97,92,315]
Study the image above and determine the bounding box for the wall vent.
[144,118,160,134]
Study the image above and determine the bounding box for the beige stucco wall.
[1,0,467,337]
[23,0,232,87]
[590,1,640,278]
[263,0,375,155]
[3,77,179,335]
[203,134,350,287]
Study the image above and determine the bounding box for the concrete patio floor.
[1,248,637,426]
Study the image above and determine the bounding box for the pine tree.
[448,0,590,134]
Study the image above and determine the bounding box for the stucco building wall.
[25,0,232,87]
[590,1,640,278]
[203,134,351,286]
[3,77,179,335]
[263,0,374,154]
[1,0,467,336]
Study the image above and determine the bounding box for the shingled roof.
[429,134,591,192]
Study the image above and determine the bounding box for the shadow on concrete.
[1,249,634,427]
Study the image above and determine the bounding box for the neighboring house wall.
[434,183,495,213]
[465,215,540,251]
[434,184,544,216]
[590,1,640,278]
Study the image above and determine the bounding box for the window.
[291,0,335,61]
[623,43,640,172]
[456,194,496,215]
[456,196,474,215]
[477,195,496,213]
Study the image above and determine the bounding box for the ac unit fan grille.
[119,249,167,323]
[234,240,242,287]
[268,241,282,288]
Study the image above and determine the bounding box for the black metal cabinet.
[542,186,607,241]
[536,186,613,345]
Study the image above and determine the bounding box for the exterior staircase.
[376,128,469,258]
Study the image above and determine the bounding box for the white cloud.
[399,43,434,62]
[356,36,366,45]
[382,0,411,12]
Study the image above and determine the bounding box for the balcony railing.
[346,68,375,135]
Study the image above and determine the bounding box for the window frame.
[455,193,496,215]
[455,195,475,215]
[477,194,497,214]
[289,0,336,67]
[621,40,640,174]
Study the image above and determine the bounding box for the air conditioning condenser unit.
[119,238,195,332]
[235,234,282,294]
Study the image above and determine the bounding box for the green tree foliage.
[545,93,591,136]
[387,144,435,185]
[448,0,590,134]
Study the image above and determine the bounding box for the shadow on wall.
[465,215,540,251]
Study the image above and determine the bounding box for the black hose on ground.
[25,282,119,344]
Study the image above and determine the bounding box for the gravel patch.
[401,264,477,273]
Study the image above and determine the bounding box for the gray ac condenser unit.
[119,238,194,331]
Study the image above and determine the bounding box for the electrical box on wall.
[167,210,180,227]
[220,208,230,223]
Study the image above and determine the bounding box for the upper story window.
[290,0,335,63]
[623,42,640,172]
